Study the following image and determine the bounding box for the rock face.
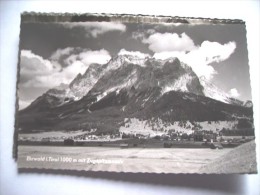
[22,55,205,109]
[199,76,244,106]
[17,55,254,133]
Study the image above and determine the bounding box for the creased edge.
[17,167,257,175]
[16,168,253,193]
[13,13,22,160]
[244,20,258,173]
[20,12,245,24]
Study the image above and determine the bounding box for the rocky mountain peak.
[23,54,246,112]
[18,54,254,134]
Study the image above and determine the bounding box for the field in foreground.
[17,144,256,174]
[200,140,257,173]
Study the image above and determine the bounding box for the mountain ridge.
[17,54,254,134]
[22,55,211,110]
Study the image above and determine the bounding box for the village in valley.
[18,121,255,150]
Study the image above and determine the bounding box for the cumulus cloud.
[78,49,111,65]
[24,61,89,88]
[20,49,111,88]
[229,88,240,98]
[19,49,111,109]
[199,41,236,63]
[64,53,78,65]
[131,30,236,81]
[118,49,150,58]
[143,32,197,52]
[50,47,74,61]
[132,29,156,41]
[61,22,126,37]
[147,29,156,34]
[50,47,111,67]
[132,31,145,41]
[154,41,236,80]
[20,50,68,88]
[20,50,60,77]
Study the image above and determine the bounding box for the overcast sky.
[18,21,252,109]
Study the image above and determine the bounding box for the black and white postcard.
[15,13,257,174]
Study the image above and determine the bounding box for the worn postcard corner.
[14,12,257,174]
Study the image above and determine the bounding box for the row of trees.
[220,129,255,136]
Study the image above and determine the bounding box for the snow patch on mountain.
[111,54,148,68]
[200,76,231,104]
[66,64,104,101]
[44,55,244,109]
[162,73,193,94]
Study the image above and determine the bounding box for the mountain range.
[17,54,254,133]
